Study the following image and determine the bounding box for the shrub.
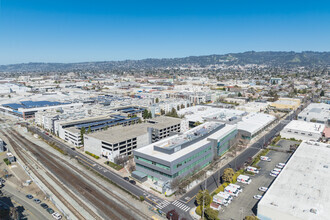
[139,196,144,202]
[104,161,123,171]
[3,158,11,165]
[85,151,100,160]
[195,205,202,216]
[222,168,235,183]
[205,207,219,220]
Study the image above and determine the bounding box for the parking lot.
[218,145,293,220]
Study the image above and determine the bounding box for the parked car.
[41,203,48,209]
[46,208,55,214]
[258,187,268,192]
[26,194,33,199]
[0,178,6,183]
[33,198,41,204]
[52,212,62,220]
[129,180,136,185]
[260,156,271,162]
[253,195,262,200]
[246,166,259,174]
[270,172,279,177]
[276,163,286,169]
[123,177,129,181]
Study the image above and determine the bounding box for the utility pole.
[202,173,207,220]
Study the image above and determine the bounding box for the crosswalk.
[156,200,171,209]
[172,200,191,212]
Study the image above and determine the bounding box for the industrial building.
[258,141,330,220]
[84,116,182,161]
[133,122,237,187]
[0,100,83,119]
[270,98,301,111]
[297,103,329,126]
[237,113,276,139]
[280,120,325,141]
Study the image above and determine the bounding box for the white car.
[270,172,279,177]
[52,212,62,220]
[253,195,262,200]
[276,163,285,169]
[260,156,271,162]
[258,187,268,192]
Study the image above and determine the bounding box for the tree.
[245,216,259,220]
[9,206,20,220]
[320,90,325,96]
[193,121,203,127]
[238,92,242,97]
[166,209,179,220]
[180,104,185,109]
[170,177,181,190]
[147,111,152,119]
[204,207,219,220]
[177,105,180,111]
[222,168,235,183]
[87,126,92,134]
[80,127,86,145]
[160,109,165,115]
[196,190,212,207]
[155,97,159,103]
[142,109,149,119]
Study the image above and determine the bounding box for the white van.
[237,175,251,184]
[246,166,259,174]
[229,184,243,193]
[224,186,239,197]
[213,195,229,206]
[273,168,282,172]
[217,192,233,203]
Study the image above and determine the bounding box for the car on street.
[270,172,279,177]
[33,198,41,204]
[52,212,62,220]
[41,203,48,209]
[46,208,55,214]
[260,156,271,162]
[129,180,136,185]
[71,147,75,150]
[253,195,262,200]
[258,187,268,192]
[0,178,6,183]
[123,177,129,181]
[26,194,33,199]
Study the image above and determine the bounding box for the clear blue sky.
[1,0,330,64]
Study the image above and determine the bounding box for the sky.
[0,0,330,65]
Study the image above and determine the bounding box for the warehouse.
[297,103,329,126]
[258,141,330,220]
[270,98,301,111]
[237,113,276,139]
[0,100,82,119]
[280,120,325,141]
[133,122,237,187]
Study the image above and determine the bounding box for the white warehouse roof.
[283,120,325,134]
[237,113,276,136]
[258,141,330,220]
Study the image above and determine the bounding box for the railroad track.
[9,129,151,220]
[0,131,88,220]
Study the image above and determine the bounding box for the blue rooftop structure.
[3,101,70,110]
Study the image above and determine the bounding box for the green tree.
[222,168,235,183]
[245,216,259,220]
[155,97,159,103]
[320,90,325,96]
[142,109,149,119]
[204,208,219,220]
[196,190,212,207]
[238,92,242,97]
[147,111,152,119]
[193,121,203,127]
[160,109,165,115]
[80,127,86,145]
[181,104,185,109]
[87,126,92,134]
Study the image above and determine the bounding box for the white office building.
[258,141,330,220]
[280,120,325,141]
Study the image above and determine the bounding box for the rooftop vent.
[310,208,318,214]
[324,165,329,169]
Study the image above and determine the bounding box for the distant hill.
[1,51,330,72]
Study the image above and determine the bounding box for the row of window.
[173,153,212,178]
[136,163,172,178]
[135,156,170,170]
[287,130,313,136]
[175,146,211,168]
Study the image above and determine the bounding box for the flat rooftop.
[86,123,149,144]
[146,116,181,129]
[283,120,325,133]
[237,113,276,135]
[134,123,237,162]
[298,103,329,122]
[258,141,330,219]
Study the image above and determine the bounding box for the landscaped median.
[85,151,100,159]
[104,161,123,171]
